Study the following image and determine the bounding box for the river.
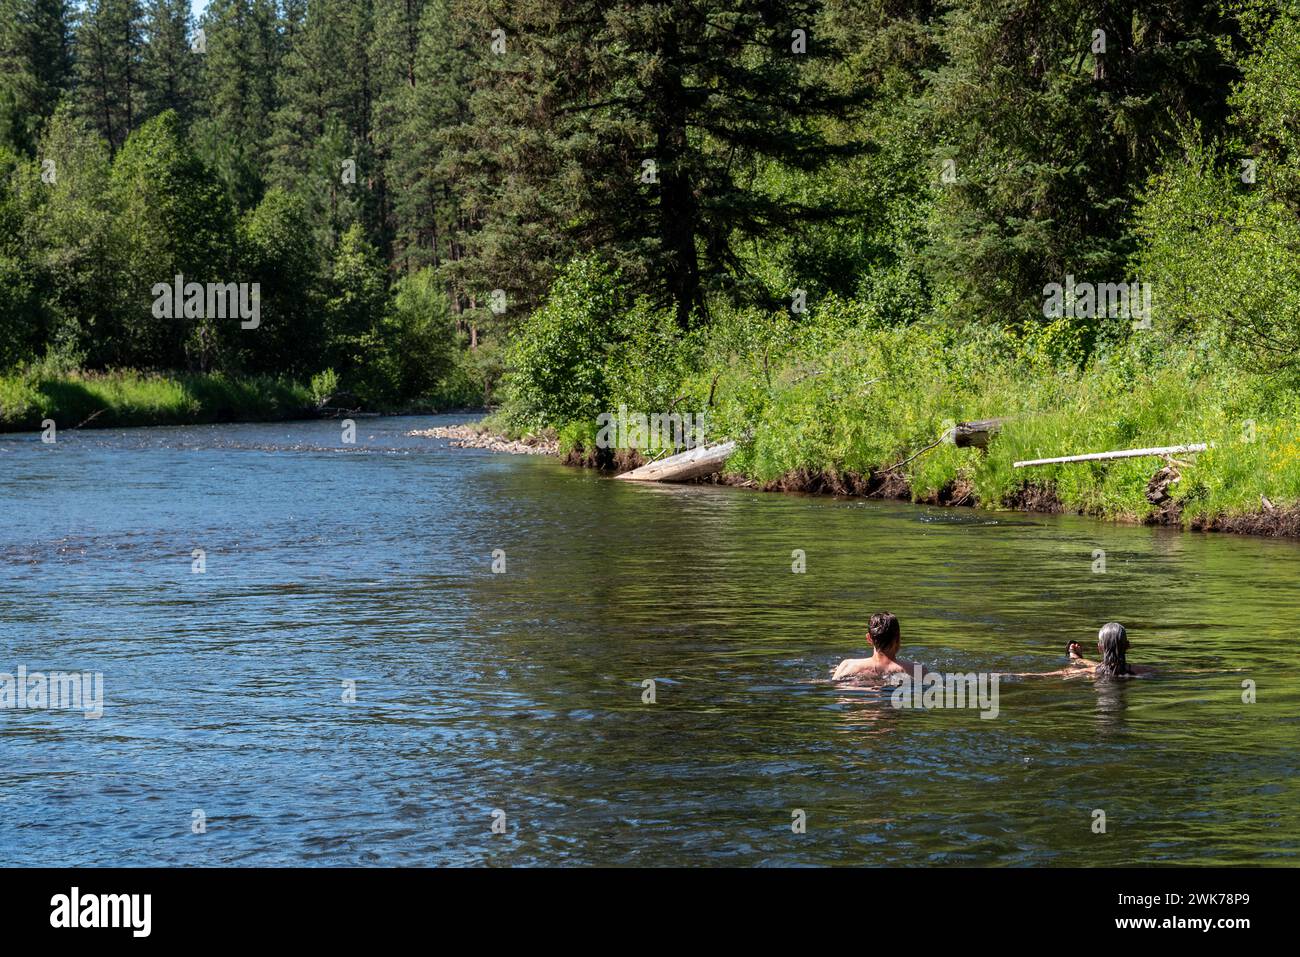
[1,415,1296,865]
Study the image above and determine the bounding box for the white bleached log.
[1014,443,1209,468]
[615,440,737,482]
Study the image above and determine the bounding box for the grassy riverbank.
[488,286,1300,538]
[0,366,493,433]
[0,367,318,432]
[697,322,1300,533]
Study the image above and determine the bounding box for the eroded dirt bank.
[421,426,1300,540]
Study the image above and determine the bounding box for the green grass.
[0,368,315,432]
[703,324,1300,524]
[540,309,1300,527]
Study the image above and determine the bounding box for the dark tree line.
[0,0,1287,399]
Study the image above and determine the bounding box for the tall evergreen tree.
[192,0,284,209]
[0,0,73,154]
[922,0,1240,328]
[73,0,146,156]
[451,0,864,327]
[141,0,199,125]
[269,0,379,248]
[379,0,472,287]
[370,0,429,266]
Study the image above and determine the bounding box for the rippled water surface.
[1,415,1297,865]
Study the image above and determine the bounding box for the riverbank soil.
[436,422,1300,541]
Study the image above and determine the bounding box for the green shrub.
[383,267,457,400]
[432,335,502,410]
[1133,134,1300,375]
[606,299,692,413]
[310,368,340,405]
[499,255,627,429]
[557,419,597,455]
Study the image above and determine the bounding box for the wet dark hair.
[1096,622,1133,677]
[868,612,901,651]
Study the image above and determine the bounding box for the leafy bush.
[382,267,457,400]
[325,223,389,386]
[499,256,627,429]
[310,368,340,405]
[606,299,692,413]
[1133,135,1300,375]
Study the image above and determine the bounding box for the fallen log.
[615,440,737,482]
[885,417,1008,473]
[949,418,1006,449]
[1014,443,1209,468]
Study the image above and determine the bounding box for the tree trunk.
[656,21,701,331]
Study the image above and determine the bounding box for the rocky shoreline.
[407,424,558,455]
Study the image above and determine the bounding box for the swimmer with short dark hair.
[832,612,929,681]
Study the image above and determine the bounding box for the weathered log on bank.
[1014,443,1209,468]
[949,418,1006,449]
[615,441,737,482]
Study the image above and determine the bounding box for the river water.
[1,414,1296,866]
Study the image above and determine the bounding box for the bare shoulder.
[832,658,875,680]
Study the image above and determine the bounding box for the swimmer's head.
[1096,622,1131,677]
[1067,641,1084,659]
[868,612,901,655]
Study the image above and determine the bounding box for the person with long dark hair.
[1093,622,1145,677]
[1026,623,1151,679]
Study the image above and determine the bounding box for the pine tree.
[73,0,146,156]
[269,0,380,249]
[141,0,199,126]
[370,0,425,266]
[378,1,472,285]
[191,0,283,209]
[450,0,864,328]
[923,0,1240,327]
[0,0,73,154]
